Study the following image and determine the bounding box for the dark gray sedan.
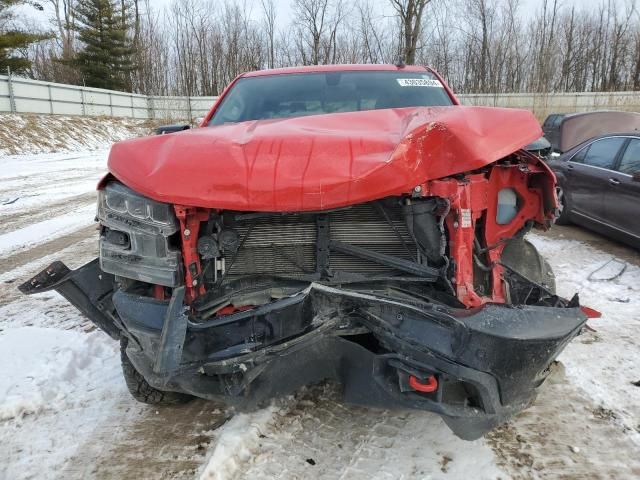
[548,134,640,248]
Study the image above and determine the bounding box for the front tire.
[554,186,571,225]
[501,238,556,304]
[120,338,193,405]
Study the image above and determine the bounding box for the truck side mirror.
[155,124,191,135]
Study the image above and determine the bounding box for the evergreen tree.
[73,0,135,91]
[0,1,50,74]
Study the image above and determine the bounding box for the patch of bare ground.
[61,400,229,480]
[487,362,640,480]
[0,114,158,155]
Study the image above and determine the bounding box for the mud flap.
[18,259,120,339]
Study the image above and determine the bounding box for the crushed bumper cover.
[20,259,588,440]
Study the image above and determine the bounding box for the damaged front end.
[20,150,588,440]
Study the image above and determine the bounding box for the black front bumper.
[20,259,587,440]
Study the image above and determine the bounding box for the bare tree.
[46,0,75,58]
[293,0,347,65]
[261,0,276,69]
[356,0,392,63]
[389,0,431,64]
[22,0,640,96]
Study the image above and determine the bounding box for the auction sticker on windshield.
[396,78,443,87]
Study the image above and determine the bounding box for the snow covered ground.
[199,233,640,479]
[1,147,639,479]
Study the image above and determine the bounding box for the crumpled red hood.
[108,106,542,211]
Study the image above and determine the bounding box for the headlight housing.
[98,182,178,236]
[98,182,183,287]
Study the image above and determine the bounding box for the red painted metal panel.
[108,105,542,212]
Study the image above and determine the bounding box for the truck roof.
[242,64,431,78]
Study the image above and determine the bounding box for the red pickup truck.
[20,64,588,440]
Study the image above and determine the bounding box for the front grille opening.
[217,199,423,281]
[229,213,317,275]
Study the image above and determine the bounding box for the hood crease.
[107,106,542,211]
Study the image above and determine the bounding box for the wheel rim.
[556,187,565,215]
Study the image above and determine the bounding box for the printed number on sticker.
[461,209,472,228]
[397,79,443,88]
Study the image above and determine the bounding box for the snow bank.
[0,114,153,155]
[0,324,131,479]
[199,404,289,480]
[0,327,119,421]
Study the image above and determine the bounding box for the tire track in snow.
[0,226,96,306]
[487,228,640,479]
[487,363,640,479]
[0,222,227,480]
[0,204,96,259]
[204,228,640,480]
[3,148,639,479]
[1,147,230,479]
[0,171,99,196]
[61,400,228,480]
[0,192,96,235]
[211,385,503,480]
[0,143,230,479]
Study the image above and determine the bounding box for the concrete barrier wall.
[2,74,639,123]
[0,74,217,121]
[458,91,640,121]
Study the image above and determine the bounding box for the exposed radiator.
[227,202,416,277]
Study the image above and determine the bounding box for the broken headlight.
[98,182,183,287]
[98,182,178,236]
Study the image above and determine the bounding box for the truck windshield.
[208,70,454,125]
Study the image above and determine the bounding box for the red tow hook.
[580,306,601,319]
[409,374,439,393]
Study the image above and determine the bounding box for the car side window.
[618,138,640,174]
[570,146,589,163]
[581,137,626,170]
[544,115,556,128]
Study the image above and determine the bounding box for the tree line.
[2,0,640,95]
